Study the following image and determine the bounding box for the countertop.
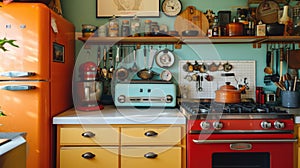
[280,107,300,124]
[0,132,26,156]
[53,105,186,125]
[52,104,300,124]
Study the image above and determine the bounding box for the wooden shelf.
[265,36,300,43]
[78,35,300,48]
[78,36,181,45]
[181,36,266,44]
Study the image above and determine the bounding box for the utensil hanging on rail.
[271,47,280,82]
[102,46,108,79]
[264,44,273,75]
[131,48,138,72]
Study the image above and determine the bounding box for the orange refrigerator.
[0,2,75,168]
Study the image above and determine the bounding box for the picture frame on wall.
[96,0,160,17]
[53,42,64,63]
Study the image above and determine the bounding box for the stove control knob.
[200,121,211,130]
[166,95,173,103]
[118,95,126,103]
[213,121,223,130]
[260,121,272,129]
[274,120,285,129]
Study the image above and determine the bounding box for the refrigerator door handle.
[0,71,36,77]
[0,85,36,91]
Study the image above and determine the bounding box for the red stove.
[181,101,296,168]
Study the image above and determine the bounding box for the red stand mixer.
[75,61,104,111]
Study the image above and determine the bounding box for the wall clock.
[162,0,182,16]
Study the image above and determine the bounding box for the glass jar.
[108,15,119,37]
[98,25,107,37]
[151,22,159,35]
[130,15,141,37]
[245,9,256,36]
[293,7,300,36]
[212,16,219,37]
[144,20,152,36]
[121,20,130,37]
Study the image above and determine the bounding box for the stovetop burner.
[181,101,288,115]
[181,101,294,120]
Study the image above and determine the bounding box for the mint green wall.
[60,0,276,91]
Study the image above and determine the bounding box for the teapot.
[215,82,246,103]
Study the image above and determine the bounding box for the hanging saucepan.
[182,61,191,72]
[198,62,207,73]
[115,67,129,81]
[215,82,245,103]
[217,62,224,71]
[155,48,175,68]
[208,62,219,72]
[137,69,158,80]
[204,73,213,81]
[193,61,200,71]
[137,47,157,80]
[223,62,233,72]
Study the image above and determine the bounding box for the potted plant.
[0,37,18,51]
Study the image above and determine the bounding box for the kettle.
[215,82,245,103]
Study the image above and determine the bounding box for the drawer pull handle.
[0,85,36,91]
[144,152,158,159]
[81,152,95,159]
[81,131,95,138]
[144,130,158,137]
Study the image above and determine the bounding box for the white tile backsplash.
[178,60,256,100]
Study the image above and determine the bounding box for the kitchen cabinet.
[296,124,300,168]
[57,124,185,168]
[54,107,186,168]
[57,125,119,168]
[0,133,26,168]
[121,147,181,168]
[120,126,184,168]
[60,147,118,168]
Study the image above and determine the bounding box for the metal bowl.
[182,30,199,36]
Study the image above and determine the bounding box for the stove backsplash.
[178,60,256,100]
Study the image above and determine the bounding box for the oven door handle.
[192,139,297,144]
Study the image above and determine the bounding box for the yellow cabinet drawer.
[121,126,182,145]
[121,147,181,168]
[60,125,119,145]
[60,147,118,168]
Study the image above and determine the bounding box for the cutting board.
[288,50,300,69]
[174,6,209,36]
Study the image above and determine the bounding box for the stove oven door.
[187,134,296,168]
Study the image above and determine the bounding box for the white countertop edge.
[53,116,186,125]
[0,136,26,156]
[53,106,186,125]
[295,117,300,124]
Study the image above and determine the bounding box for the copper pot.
[215,82,242,103]
[226,22,244,36]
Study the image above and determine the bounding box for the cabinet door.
[121,147,181,168]
[298,147,300,168]
[121,126,182,145]
[60,147,118,168]
[60,125,119,145]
